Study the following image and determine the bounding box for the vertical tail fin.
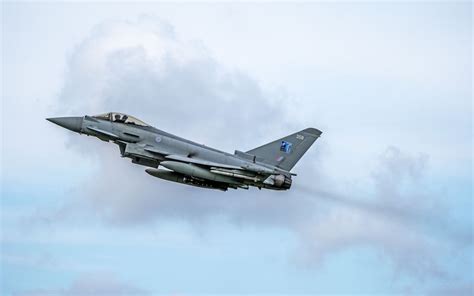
[246,128,322,171]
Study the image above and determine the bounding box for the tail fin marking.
[245,128,322,171]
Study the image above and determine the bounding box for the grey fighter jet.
[47,112,322,191]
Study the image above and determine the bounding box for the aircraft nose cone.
[46,116,83,133]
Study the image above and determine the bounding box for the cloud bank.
[49,16,471,284]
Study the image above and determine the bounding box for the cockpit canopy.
[93,112,149,127]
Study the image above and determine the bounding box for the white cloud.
[47,17,472,283]
[3,5,470,292]
[295,147,460,277]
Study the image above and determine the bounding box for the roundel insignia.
[155,136,162,143]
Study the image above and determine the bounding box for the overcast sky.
[1,2,472,295]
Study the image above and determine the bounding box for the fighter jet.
[47,112,322,191]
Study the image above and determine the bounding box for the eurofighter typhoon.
[47,112,322,191]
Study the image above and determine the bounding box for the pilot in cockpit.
[93,112,148,127]
[114,114,128,123]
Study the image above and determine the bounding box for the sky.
[1,2,472,295]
